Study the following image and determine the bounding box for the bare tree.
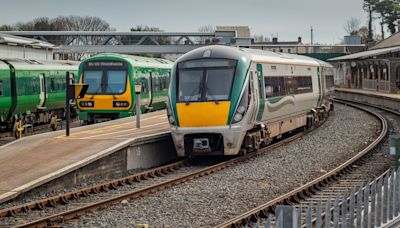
[343,18,361,35]
[358,26,370,43]
[363,0,379,42]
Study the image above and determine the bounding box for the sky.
[0,0,371,44]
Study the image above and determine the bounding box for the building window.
[0,80,3,96]
[288,49,291,53]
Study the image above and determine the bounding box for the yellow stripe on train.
[177,101,230,127]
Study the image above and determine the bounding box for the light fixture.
[135,83,142,94]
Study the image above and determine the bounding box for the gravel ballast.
[70,103,381,227]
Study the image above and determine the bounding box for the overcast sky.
[0,0,371,44]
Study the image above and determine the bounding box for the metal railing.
[253,167,400,228]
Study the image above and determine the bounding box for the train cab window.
[0,80,3,96]
[177,59,237,102]
[106,70,127,94]
[264,76,286,98]
[84,71,102,94]
[205,68,235,101]
[178,70,203,102]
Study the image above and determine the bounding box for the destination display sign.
[85,61,126,68]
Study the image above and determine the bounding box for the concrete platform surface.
[0,110,169,203]
[335,88,400,100]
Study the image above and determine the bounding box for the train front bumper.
[170,125,245,156]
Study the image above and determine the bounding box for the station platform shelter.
[329,32,400,94]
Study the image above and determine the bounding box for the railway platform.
[334,88,400,111]
[0,110,174,204]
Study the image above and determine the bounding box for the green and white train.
[167,46,334,157]
[76,54,173,123]
[0,59,78,131]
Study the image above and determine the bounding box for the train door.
[320,67,326,98]
[147,72,153,110]
[247,67,259,123]
[37,74,46,109]
[255,63,265,121]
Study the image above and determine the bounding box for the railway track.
[0,115,327,227]
[215,99,391,227]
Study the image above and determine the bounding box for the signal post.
[66,72,88,136]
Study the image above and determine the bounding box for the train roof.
[176,45,330,67]
[81,53,174,69]
[0,58,79,70]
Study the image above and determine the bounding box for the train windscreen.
[177,59,237,102]
[83,61,127,95]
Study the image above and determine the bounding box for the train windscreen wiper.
[205,85,219,104]
[184,84,202,105]
[105,84,117,100]
[90,85,102,100]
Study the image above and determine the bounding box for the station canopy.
[0,33,55,49]
[328,46,400,62]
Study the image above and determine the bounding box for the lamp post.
[66,71,72,136]
[135,83,142,128]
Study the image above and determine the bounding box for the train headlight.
[113,101,130,108]
[166,97,177,126]
[168,115,175,124]
[233,113,243,122]
[237,106,246,114]
[231,85,249,124]
[79,101,94,107]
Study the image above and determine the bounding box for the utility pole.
[135,83,142,128]
[311,26,314,53]
[66,72,71,136]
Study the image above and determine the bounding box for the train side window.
[50,78,55,92]
[32,79,37,94]
[286,77,298,94]
[264,76,286,98]
[296,76,313,93]
[325,75,334,88]
[0,80,3,96]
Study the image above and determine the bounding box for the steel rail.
[0,159,188,217]
[12,119,324,227]
[215,99,388,228]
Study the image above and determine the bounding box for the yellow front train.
[77,54,172,123]
[167,46,334,157]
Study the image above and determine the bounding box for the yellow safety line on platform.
[78,121,168,139]
[55,114,166,139]
[107,124,170,139]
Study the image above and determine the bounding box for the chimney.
[272,37,278,44]
[298,36,302,43]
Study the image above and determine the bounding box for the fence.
[251,168,400,228]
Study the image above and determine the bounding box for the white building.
[0,33,56,60]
